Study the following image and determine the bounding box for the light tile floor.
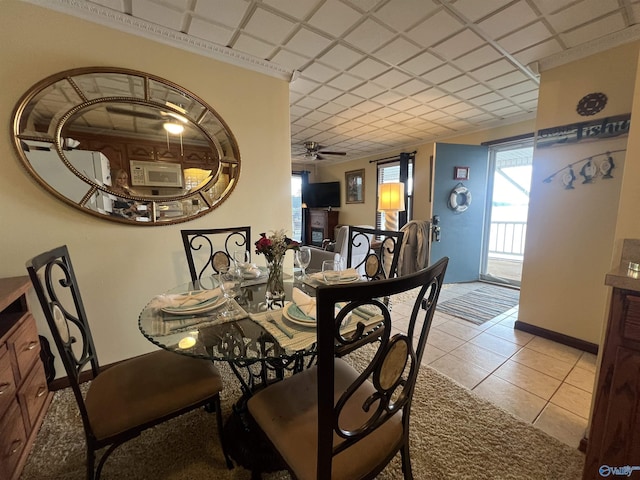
[390,282,595,449]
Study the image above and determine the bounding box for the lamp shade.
[378,182,405,212]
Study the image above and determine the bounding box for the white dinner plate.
[283,303,316,327]
[161,295,224,315]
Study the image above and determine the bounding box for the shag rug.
[21,345,584,480]
[436,283,520,325]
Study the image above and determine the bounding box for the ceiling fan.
[105,105,162,120]
[303,141,347,160]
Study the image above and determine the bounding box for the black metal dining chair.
[247,257,449,480]
[26,245,232,479]
[181,226,251,281]
[347,226,405,281]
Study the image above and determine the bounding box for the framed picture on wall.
[345,169,365,204]
[454,166,470,180]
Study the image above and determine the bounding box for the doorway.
[480,140,533,286]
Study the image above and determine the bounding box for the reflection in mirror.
[13,67,240,225]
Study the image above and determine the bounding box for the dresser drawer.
[624,295,640,342]
[9,317,40,383]
[0,348,17,415]
[0,400,27,480]
[18,360,48,431]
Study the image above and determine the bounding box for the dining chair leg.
[86,447,95,480]
[211,395,234,469]
[400,443,413,480]
[250,469,263,480]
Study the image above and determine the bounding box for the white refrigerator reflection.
[26,147,113,214]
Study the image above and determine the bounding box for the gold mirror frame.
[12,67,240,226]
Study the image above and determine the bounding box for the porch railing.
[488,221,526,258]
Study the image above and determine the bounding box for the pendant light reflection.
[163,122,185,135]
[163,121,185,155]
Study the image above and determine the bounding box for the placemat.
[249,303,383,352]
[147,299,248,336]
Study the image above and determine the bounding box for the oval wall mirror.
[12,67,240,225]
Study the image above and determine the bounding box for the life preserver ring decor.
[449,183,472,212]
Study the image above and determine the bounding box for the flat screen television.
[304,181,340,209]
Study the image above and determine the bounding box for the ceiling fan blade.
[106,106,162,120]
[318,151,346,155]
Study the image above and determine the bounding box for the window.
[291,174,303,241]
[376,160,413,230]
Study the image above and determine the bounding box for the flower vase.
[265,256,285,308]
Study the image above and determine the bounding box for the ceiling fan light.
[163,122,184,134]
[164,111,189,123]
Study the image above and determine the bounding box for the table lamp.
[378,182,405,231]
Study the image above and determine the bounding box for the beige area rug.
[21,345,585,480]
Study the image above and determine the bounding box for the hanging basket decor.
[449,183,472,212]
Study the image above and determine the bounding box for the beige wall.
[0,1,291,374]
[519,42,639,344]
[614,52,640,245]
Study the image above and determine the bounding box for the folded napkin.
[292,287,316,318]
[340,268,360,279]
[241,264,262,279]
[149,288,221,309]
[308,268,360,284]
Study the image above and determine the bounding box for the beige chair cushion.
[248,358,403,480]
[85,349,223,441]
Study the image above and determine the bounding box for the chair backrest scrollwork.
[347,226,404,281]
[26,245,100,439]
[314,257,448,478]
[181,227,251,281]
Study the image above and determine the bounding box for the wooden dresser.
[583,239,640,479]
[0,276,52,480]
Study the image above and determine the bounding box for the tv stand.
[307,209,339,247]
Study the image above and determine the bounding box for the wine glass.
[218,267,240,318]
[295,246,312,279]
[322,258,343,285]
[233,249,250,275]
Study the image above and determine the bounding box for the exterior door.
[430,143,489,283]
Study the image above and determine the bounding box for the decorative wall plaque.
[576,92,607,116]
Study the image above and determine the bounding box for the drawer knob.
[26,341,38,351]
[36,387,47,398]
[10,439,23,455]
[0,382,9,394]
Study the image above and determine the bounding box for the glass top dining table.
[138,271,322,369]
[138,267,385,473]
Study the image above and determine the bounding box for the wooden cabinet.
[0,277,52,480]
[307,209,339,247]
[73,131,216,172]
[583,276,640,478]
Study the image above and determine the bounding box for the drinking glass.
[218,268,240,318]
[322,259,343,285]
[233,249,250,274]
[295,246,312,279]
